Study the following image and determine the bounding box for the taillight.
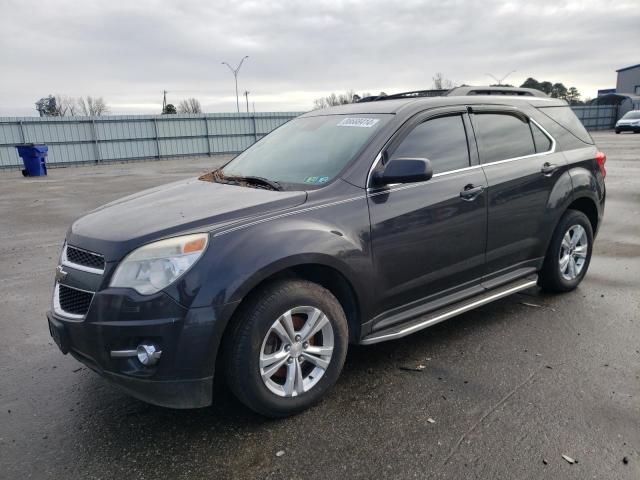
[596,151,606,178]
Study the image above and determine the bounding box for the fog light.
[136,344,162,366]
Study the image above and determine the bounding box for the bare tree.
[52,95,77,116]
[313,90,370,109]
[177,98,202,114]
[432,73,454,90]
[64,96,80,116]
[78,96,110,116]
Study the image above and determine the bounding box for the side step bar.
[360,276,538,345]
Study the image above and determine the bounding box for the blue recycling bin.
[16,144,48,177]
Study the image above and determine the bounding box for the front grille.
[65,245,105,271]
[58,284,93,316]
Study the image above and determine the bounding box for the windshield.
[221,114,390,189]
[622,110,640,120]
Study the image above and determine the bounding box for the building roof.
[590,93,640,105]
[616,64,640,73]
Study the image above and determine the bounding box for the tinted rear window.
[473,113,536,163]
[538,106,593,144]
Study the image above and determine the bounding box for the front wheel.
[539,209,594,293]
[224,279,348,417]
[615,129,620,134]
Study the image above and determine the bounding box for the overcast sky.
[0,0,638,116]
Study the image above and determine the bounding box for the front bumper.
[615,124,640,132]
[46,290,229,409]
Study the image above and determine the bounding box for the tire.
[615,130,620,134]
[224,279,348,417]
[538,209,593,293]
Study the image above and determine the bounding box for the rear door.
[470,106,567,287]
[368,108,488,326]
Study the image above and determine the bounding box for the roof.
[616,64,640,73]
[302,95,565,117]
[590,93,640,105]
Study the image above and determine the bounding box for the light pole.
[222,56,249,113]
[244,91,250,113]
[484,70,516,86]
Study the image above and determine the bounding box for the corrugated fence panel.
[101,139,158,160]
[160,137,209,157]
[158,117,207,138]
[0,146,20,167]
[48,142,97,164]
[571,105,618,131]
[0,112,302,168]
[0,122,23,144]
[97,119,156,140]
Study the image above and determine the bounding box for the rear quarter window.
[538,106,593,145]
[473,113,536,163]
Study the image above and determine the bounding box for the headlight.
[110,233,209,294]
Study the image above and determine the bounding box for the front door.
[368,109,488,328]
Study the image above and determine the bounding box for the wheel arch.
[213,258,365,384]
[566,195,599,234]
[231,259,363,343]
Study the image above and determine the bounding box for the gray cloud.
[1,0,638,116]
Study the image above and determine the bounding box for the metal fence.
[0,112,303,168]
[571,105,618,131]
[0,106,621,168]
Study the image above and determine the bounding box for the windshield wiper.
[224,175,283,191]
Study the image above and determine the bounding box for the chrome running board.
[360,277,538,345]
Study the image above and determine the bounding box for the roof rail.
[357,89,449,103]
[446,86,548,98]
[356,86,549,103]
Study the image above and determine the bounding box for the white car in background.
[615,110,640,134]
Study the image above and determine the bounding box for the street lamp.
[243,90,250,113]
[222,56,249,113]
[484,70,517,85]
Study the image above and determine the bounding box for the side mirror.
[372,157,433,186]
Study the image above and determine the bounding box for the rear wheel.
[539,209,593,293]
[225,279,348,417]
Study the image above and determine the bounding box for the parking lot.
[0,131,638,479]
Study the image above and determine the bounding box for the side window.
[531,122,552,153]
[538,106,593,144]
[474,113,536,163]
[390,115,470,175]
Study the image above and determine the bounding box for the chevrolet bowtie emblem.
[55,265,68,282]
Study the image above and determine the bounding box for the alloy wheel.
[558,224,588,281]
[259,306,334,397]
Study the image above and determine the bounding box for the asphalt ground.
[1,131,638,479]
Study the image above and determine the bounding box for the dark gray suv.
[47,87,606,417]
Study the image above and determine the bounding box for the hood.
[67,177,307,260]
[617,119,640,125]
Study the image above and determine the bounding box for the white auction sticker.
[337,117,380,128]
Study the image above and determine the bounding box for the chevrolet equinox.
[47,87,606,417]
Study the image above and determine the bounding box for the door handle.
[540,162,559,176]
[460,184,484,201]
